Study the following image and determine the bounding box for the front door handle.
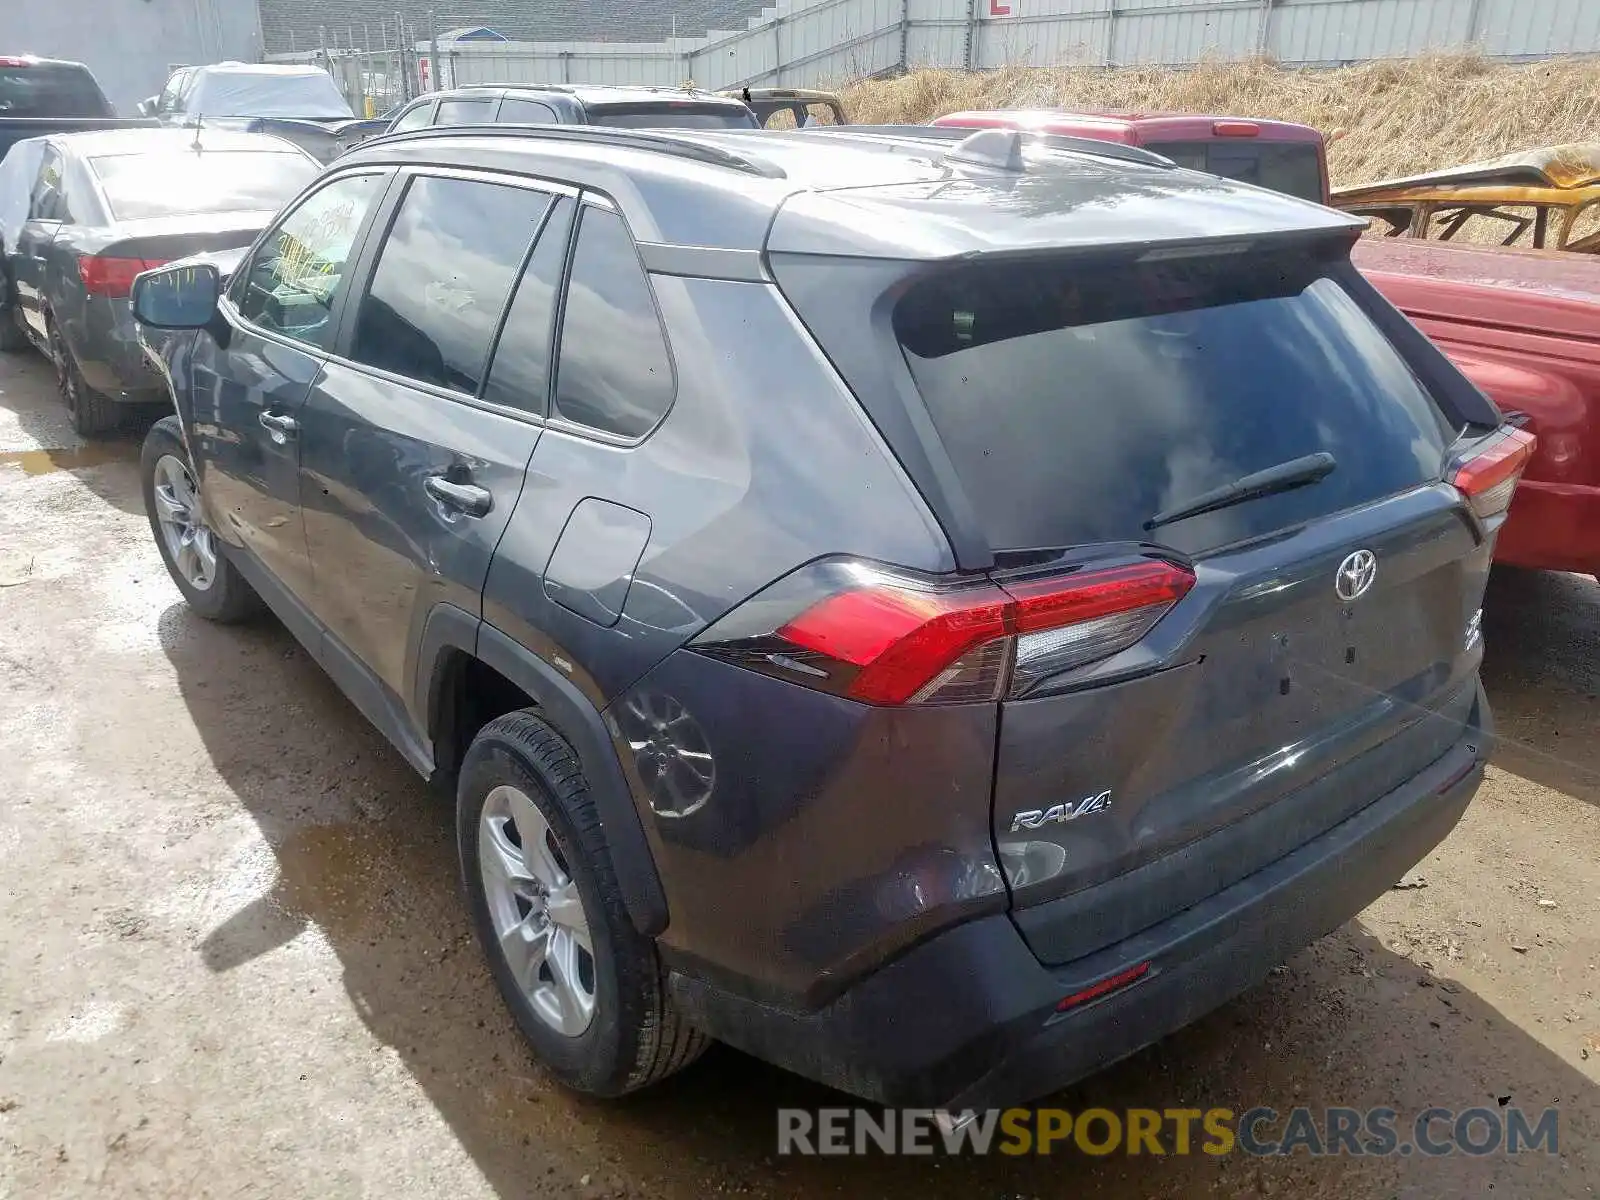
[424,474,493,518]
[258,411,298,444]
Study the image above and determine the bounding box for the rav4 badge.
[1010,790,1113,832]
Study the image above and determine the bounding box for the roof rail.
[798,124,1176,170]
[446,82,723,98]
[351,123,786,179]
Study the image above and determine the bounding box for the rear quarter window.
[497,97,559,124]
[552,205,675,438]
[894,247,1453,557]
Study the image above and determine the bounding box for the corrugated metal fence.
[410,0,1600,94]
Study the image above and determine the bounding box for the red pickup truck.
[1353,238,1600,579]
[934,108,1596,580]
[932,109,1331,203]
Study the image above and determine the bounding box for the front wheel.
[458,711,708,1096]
[140,415,261,622]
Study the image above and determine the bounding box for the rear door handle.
[424,475,493,518]
[258,411,298,443]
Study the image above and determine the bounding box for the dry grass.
[840,55,1600,186]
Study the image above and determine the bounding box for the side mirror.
[131,263,220,329]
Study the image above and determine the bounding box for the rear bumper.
[72,298,166,402]
[670,683,1491,1108]
[1495,480,1600,576]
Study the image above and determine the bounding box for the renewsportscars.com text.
[777,1106,1559,1157]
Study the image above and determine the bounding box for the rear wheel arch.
[415,613,670,937]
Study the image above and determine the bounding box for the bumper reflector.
[1055,961,1152,1012]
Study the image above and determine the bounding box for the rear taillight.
[692,557,1194,705]
[1451,426,1536,520]
[1211,120,1260,137]
[78,256,170,299]
[0,57,31,68]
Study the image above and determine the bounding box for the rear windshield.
[0,64,110,117]
[90,151,317,220]
[1146,140,1325,203]
[894,247,1452,557]
[587,105,756,130]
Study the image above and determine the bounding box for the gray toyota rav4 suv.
[130,122,1528,1109]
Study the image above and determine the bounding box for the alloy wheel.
[479,784,597,1036]
[151,454,218,591]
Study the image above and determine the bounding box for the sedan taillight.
[78,256,170,299]
[691,557,1194,705]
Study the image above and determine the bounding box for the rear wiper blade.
[1143,451,1337,532]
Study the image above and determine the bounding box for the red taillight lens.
[1212,120,1260,137]
[1451,426,1536,519]
[777,584,1011,705]
[0,57,31,68]
[78,256,170,299]
[694,558,1195,706]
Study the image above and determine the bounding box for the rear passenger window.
[552,206,673,438]
[483,197,575,414]
[435,98,495,126]
[497,97,559,124]
[350,175,550,394]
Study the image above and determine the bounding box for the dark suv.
[130,122,1526,1108]
[384,83,757,134]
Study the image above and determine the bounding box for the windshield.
[1147,140,1325,203]
[90,151,318,221]
[0,64,111,117]
[894,246,1451,556]
[588,105,757,130]
[182,71,353,119]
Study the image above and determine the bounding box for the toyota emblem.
[1336,550,1377,601]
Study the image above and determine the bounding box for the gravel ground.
[1,350,1598,1198]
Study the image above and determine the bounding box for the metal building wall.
[430,0,1600,94]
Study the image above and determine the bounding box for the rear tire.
[141,415,262,623]
[48,318,121,437]
[0,306,25,353]
[459,710,708,1097]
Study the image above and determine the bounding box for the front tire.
[459,710,708,1097]
[141,415,261,622]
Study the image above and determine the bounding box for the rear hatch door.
[890,240,1490,963]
